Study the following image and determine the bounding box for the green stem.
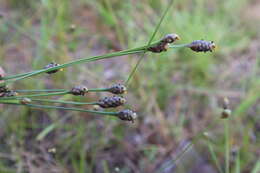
[225,119,230,173]
[207,141,224,173]
[1,102,117,116]
[1,41,163,83]
[29,99,99,105]
[169,43,190,48]
[124,0,174,86]
[0,49,146,86]
[0,91,70,100]
[0,88,111,100]
[15,89,67,93]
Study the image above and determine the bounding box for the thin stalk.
[235,149,240,173]
[0,88,111,100]
[0,49,145,86]
[0,98,98,105]
[169,44,190,48]
[158,117,222,172]
[207,141,224,173]
[0,91,70,100]
[15,89,67,93]
[15,88,109,93]
[1,41,163,83]
[124,0,175,85]
[28,99,99,105]
[1,102,117,116]
[225,119,230,173]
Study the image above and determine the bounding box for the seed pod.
[161,33,180,44]
[187,40,216,52]
[147,43,169,53]
[20,98,32,104]
[108,84,127,94]
[148,33,180,53]
[98,96,126,108]
[221,109,232,119]
[117,109,137,123]
[44,62,62,74]
[70,85,88,96]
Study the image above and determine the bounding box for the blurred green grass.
[0,0,259,172]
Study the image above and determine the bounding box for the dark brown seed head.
[98,96,126,108]
[44,62,62,74]
[162,33,180,43]
[20,98,32,104]
[221,109,231,119]
[70,85,88,96]
[117,109,137,123]
[188,40,216,52]
[0,90,18,97]
[0,85,9,93]
[108,84,127,94]
[147,42,169,53]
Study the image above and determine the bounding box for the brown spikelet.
[108,84,127,94]
[70,85,88,96]
[187,40,216,52]
[44,62,62,74]
[117,109,137,123]
[98,96,126,108]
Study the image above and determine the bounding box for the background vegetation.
[0,0,259,172]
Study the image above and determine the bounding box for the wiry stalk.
[1,101,117,116]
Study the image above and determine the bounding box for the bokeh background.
[0,0,259,172]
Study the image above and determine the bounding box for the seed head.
[161,33,180,43]
[188,40,216,52]
[117,109,137,123]
[108,84,127,94]
[98,96,126,108]
[0,85,9,93]
[20,98,32,104]
[0,90,18,97]
[148,33,180,53]
[147,43,169,53]
[44,62,63,74]
[70,85,88,96]
[221,109,232,119]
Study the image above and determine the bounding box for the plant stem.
[15,89,67,93]
[225,119,230,173]
[15,88,108,93]
[124,0,175,86]
[0,49,146,86]
[1,102,117,116]
[207,141,224,173]
[0,91,70,100]
[28,99,99,105]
